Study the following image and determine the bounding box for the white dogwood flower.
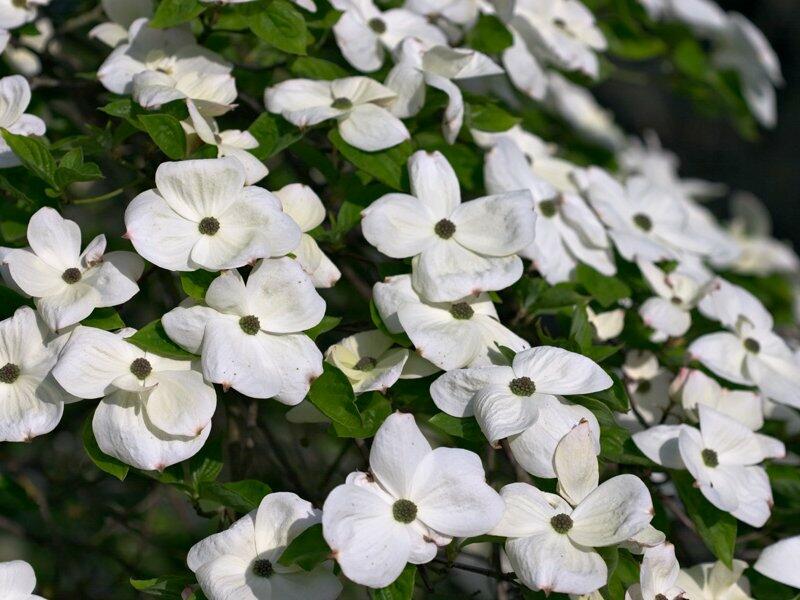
[754,536,800,590]
[124,157,300,272]
[265,76,410,151]
[484,137,614,283]
[0,559,46,600]
[4,208,143,332]
[713,13,783,128]
[386,38,502,143]
[672,368,764,431]
[0,306,73,442]
[691,277,800,408]
[638,259,711,342]
[494,421,654,595]
[625,543,684,600]
[501,27,548,100]
[186,99,268,185]
[273,183,341,288]
[575,167,713,262]
[188,492,341,600]
[618,350,674,432]
[53,326,216,438]
[507,0,606,78]
[0,75,46,168]
[372,274,529,370]
[587,305,625,340]
[430,345,611,445]
[329,0,446,72]
[677,559,753,599]
[3,17,53,76]
[632,404,778,527]
[322,412,504,588]
[0,0,47,31]
[325,330,434,394]
[162,259,324,403]
[97,18,236,116]
[363,150,535,302]
[89,0,153,48]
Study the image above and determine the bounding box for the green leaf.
[305,315,341,341]
[332,391,392,438]
[575,264,631,308]
[328,129,412,191]
[466,14,512,54]
[139,114,187,159]
[82,417,129,481]
[130,575,194,598]
[466,102,520,133]
[0,287,33,319]
[149,0,205,28]
[369,300,411,348]
[278,524,331,570]
[0,474,37,512]
[1,129,56,186]
[180,270,218,301]
[428,413,485,442]
[582,372,630,412]
[250,0,308,55]
[671,470,737,567]
[307,363,363,433]
[189,437,223,489]
[81,307,125,331]
[126,319,197,360]
[199,480,272,513]
[290,56,349,80]
[248,113,301,160]
[374,564,416,600]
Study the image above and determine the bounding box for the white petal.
[5,248,66,297]
[256,333,323,406]
[398,302,483,370]
[188,511,257,570]
[370,411,431,499]
[569,474,654,547]
[293,235,341,288]
[698,404,764,465]
[747,351,800,408]
[640,297,691,338]
[511,346,612,396]
[408,150,461,219]
[255,492,321,557]
[688,332,750,386]
[26,207,81,269]
[429,366,512,418]
[332,11,383,72]
[274,183,326,232]
[385,63,425,118]
[155,157,245,221]
[195,554,263,600]
[410,447,504,536]
[729,466,772,527]
[473,385,540,445]
[554,420,599,506]
[451,190,536,256]
[491,482,558,537]
[502,30,547,100]
[222,146,269,186]
[361,193,436,258]
[631,425,686,468]
[425,73,464,144]
[640,543,680,599]
[339,104,410,151]
[268,567,342,600]
[372,274,418,334]
[0,376,64,442]
[754,535,800,588]
[36,282,102,332]
[0,75,31,128]
[146,370,216,437]
[162,304,217,355]
[0,560,36,595]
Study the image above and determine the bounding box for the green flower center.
[61,267,82,284]
[368,17,387,34]
[252,558,274,578]
[449,302,474,320]
[392,499,418,524]
[198,216,220,236]
[633,213,652,232]
[637,380,652,394]
[550,513,573,534]
[434,218,456,239]
[744,338,760,353]
[239,315,261,335]
[331,97,353,110]
[354,356,377,371]
[129,358,152,380]
[702,448,719,468]
[539,200,557,218]
[509,376,535,396]
[0,363,21,384]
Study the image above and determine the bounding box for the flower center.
[0,363,21,384]
[744,338,760,353]
[61,267,82,284]
[198,216,220,236]
[637,380,652,394]
[434,218,456,239]
[701,448,718,468]
[655,595,668,600]
[633,213,652,232]
[449,302,474,320]
[239,315,261,335]
[670,296,682,305]
[509,376,535,396]
[354,356,377,371]
[252,558,274,578]
[550,513,573,534]
[539,200,557,218]
[368,17,387,34]
[331,97,353,110]
[129,358,152,380]
[392,499,418,523]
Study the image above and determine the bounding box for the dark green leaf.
[0,287,33,319]
[575,264,631,308]
[290,56,349,80]
[126,319,198,360]
[250,0,308,55]
[466,14,512,54]
[278,524,331,570]
[139,114,187,159]
[82,417,129,481]
[130,574,194,598]
[248,113,301,160]
[0,474,37,512]
[189,437,223,488]
[81,307,125,331]
[305,315,341,340]
[307,363,362,431]
[1,129,56,186]
[332,391,392,438]
[199,480,272,513]
[671,470,737,567]
[180,270,218,301]
[466,102,520,133]
[374,564,416,600]
[150,0,205,28]
[428,413,485,442]
[328,129,412,191]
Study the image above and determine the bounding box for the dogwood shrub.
[0,0,799,598]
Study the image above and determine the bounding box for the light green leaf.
[149,0,205,28]
[290,56,349,80]
[179,270,218,301]
[126,319,197,360]
[575,264,631,308]
[466,102,520,133]
[250,0,308,55]
[305,315,341,340]
[465,14,512,54]
[374,565,416,600]
[277,523,331,570]
[1,129,56,186]
[139,114,187,159]
[81,307,125,331]
[199,480,272,513]
[428,413,485,442]
[328,129,412,191]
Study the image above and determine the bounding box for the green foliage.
[81,307,126,331]
[328,130,413,190]
[465,14,513,54]
[374,565,417,600]
[82,417,130,481]
[139,114,187,160]
[180,270,218,301]
[126,319,198,360]
[278,524,331,570]
[149,0,206,28]
[248,0,309,55]
[199,480,272,512]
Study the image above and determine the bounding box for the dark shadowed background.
[596,0,800,246]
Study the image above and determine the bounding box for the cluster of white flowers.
[0,0,798,599]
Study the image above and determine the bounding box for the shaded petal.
[256,333,323,406]
[161,304,217,355]
[361,193,436,258]
[491,482,558,537]
[451,190,536,256]
[688,332,750,386]
[429,366,513,418]
[632,425,686,469]
[398,302,483,370]
[146,370,216,437]
[473,384,540,444]
[187,511,257,570]
[339,104,410,151]
[255,492,321,558]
